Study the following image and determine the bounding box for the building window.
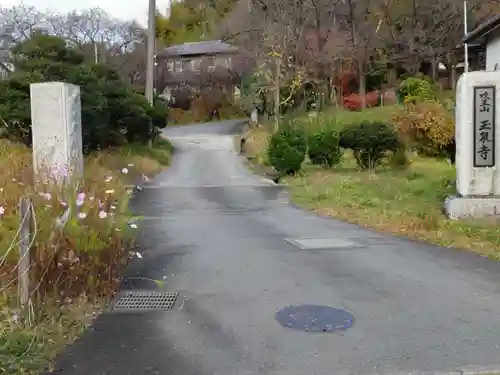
[203,56,215,72]
[167,60,174,72]
[191,59,201,71]
[174,60,183,72]
[214,57,232,69]
[215,57,225,67]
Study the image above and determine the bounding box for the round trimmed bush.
[267,124,306,175]
[307,130,342,168]
[339,121,400,170]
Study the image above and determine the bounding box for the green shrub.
[340,121,400,170]
[267,123,306,175]
[397,76,438,104]
[307,130,342,168]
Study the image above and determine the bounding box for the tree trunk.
[301,85,307,111]
[318,81,327,111]
[431,54,437,81]
[447,52,457,90]
[339,63,344,108]
[358,61,366,109]
[329,76,337,108]
[451,66,456,90]
[273,59,281,132]
[329,67,336,107]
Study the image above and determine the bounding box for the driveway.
[53,120,500,375]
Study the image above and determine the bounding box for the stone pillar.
[250,108,258,125]
[445,71,500,219]
[30,82,84,183]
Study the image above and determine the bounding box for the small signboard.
[473,86,496,167]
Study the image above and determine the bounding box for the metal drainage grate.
[275,305,355,332]
[112,291,179,312]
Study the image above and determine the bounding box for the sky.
[1,0,171,27]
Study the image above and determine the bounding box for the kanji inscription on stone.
[473,86,495,167]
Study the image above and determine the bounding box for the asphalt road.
[53,120,500,375]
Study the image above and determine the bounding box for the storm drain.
[111,291,179,312]
[275,305,355,332]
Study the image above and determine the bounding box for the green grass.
[284,157,500,256]
[246,106,500,258]
[292,105,400,134]
[125,138,173,166]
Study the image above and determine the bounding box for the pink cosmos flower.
[76,192,86,207]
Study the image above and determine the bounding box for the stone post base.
[444,195,500,219]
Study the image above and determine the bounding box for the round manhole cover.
[275,305,354,332]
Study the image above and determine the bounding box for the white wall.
[486,28,500,71]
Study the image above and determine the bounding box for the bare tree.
[221,0,312,128]
[221,0,500,109]
[375,0,499,81]
[0,5,149,87]
[43,7,145,70]
[295,0,349,108]
[0,5,47,43]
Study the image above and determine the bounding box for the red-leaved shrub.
[343,91,380,111]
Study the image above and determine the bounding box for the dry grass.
[88,140,172,183]
[246,107,500,259]
[243,125,270,165]
[0,296,102,374]
[0,138,171,375]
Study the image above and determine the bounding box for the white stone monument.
[250,108,258,124]
[445,71,500,219]
[30,82,84,183]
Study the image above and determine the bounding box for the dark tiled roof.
[464,14,500,44]
[158,40,238,57]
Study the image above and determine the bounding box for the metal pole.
[146,0,156,146]
[464,0,469,73]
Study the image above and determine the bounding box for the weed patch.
[0,139,171,374]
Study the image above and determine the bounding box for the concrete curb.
[361,365,500,375]
[454,365,500,375]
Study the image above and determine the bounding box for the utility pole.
[94,42,98,64]
[464,0,469,73]
[146,0,156,147]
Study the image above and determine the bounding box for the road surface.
[53,120,500,375]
